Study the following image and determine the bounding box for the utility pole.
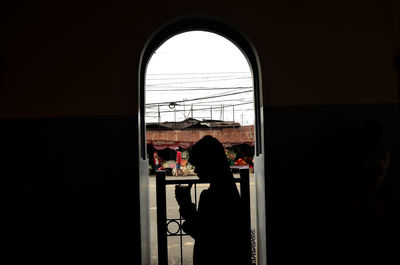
[183,99,186,119]
[157,105,160,123]
[174,107,176,128]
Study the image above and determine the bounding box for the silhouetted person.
[175,135,251,265]
[346,121,400,265]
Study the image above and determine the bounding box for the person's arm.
[175,184,202,238]
[175,184,193,218]
[179,202,196,220]
[181,189,212,239]
[181,208,200,239]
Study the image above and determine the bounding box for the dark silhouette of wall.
[264,104,400,265]
[0,116,141,264]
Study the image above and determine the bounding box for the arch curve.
[139,16,263,158]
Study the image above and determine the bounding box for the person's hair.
[189,135,231,181]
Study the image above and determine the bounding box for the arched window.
[138,17,266,265]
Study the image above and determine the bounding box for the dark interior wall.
[1,0,400,264]
[0,116,140,264]
[1,0,399,118]
[264,103,400,265]
[259,1,400,106]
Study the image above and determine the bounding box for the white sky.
[145,31,254,125]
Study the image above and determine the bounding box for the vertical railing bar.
[156,170,168,265]
[240,168,252,265]
[179,211,183,265]
[194,183,197,209]
[240,168,251,226]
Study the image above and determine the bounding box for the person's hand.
[175,184,193,207]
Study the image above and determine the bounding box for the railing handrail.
[162,176,243,185]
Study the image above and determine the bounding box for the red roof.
[146,125,255,149]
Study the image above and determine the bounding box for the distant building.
[146,118,254,149]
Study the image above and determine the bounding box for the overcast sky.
[145,31,254,125]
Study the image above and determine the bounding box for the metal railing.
[156,168,251,265]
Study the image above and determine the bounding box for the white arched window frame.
[138,16,266,265]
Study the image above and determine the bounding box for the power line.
[196,98,252,103]
[145,98,252,109]
[146,96,253,108]
[146,102,254,114]
[146,71,250,76]
[146,86,252,92]
[146,102,253,114]
[145,89,252,106]
[146,74,250,81]
[185,101,253,107]
[146,85,252,89]
[146,77,251,87]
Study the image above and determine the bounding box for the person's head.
[188,135,230,182]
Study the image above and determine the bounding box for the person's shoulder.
[200,188,209,195]
[199,188,211,199]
